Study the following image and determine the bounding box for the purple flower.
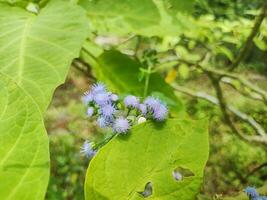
[152,104,168,121]
[87,107,94,117]
[80,140,97,158]
[143,96,168,121]
[244,187,259,198]
[82,92,93,105]
[144,96,161,112]
[97,116,113,128]
[91,82,106,95]
[100,104,116,117]
[124,95,139,108]
[94,92,111,106]
[113,117,130,134]
[138,104,147,115]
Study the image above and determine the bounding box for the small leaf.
[178,64,190,79]
[165,68,177,83]
[253,37,267,51]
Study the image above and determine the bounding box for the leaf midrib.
[17,18,33,85]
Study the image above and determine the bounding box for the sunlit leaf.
[0,74,49,200]
[78,0,195,36]
[0,1,88,199]
[85,118,209,200]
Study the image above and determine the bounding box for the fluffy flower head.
[82,92,93,105]
[80,140,97,158]
[97,116,113,128]
[113,117,130,134]
[152,103,168,121]
[144,96,161,111]
[94,92,111,106]
[124,95,140,108]
[91,82,106,95]
[244,187,259,198]
[100,104,116,117]
[138,104,147,115]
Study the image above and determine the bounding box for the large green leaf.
[85,118,209,200]
[0,74,49,200]
[78,0,195,36]
[81,50,184,114]
[0,1,88,199]
[0,1,89,112]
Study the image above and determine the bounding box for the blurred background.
[45,0,267,199]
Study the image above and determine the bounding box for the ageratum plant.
[81,83,168,158]
[245,187,267,200]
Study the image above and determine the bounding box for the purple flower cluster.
[83,82,168,131]
[244,187,267,200]
[81,82,169,158]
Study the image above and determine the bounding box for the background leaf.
[78,0,195,36]
[81,50,184,114]
[85,118,209,200]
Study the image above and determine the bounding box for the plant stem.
[95,133,116,149]
[229,1,267,71]
[143,64,152,97]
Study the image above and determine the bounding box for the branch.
[221,77,265,104]
[229,1,267,71]
[176,59,267,104]
[172,84,267,145]
[72,59,95,81]
[246,162,267,179]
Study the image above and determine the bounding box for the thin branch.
[229,1,267,71]
[221,77,266,104]
[246,162,267,179]
[172,84,267,145]
[176,58,267,103]
[72,59,95,81]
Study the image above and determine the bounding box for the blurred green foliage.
[44,0,267,199]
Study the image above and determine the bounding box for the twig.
[221,77,266,104]
[229,1,267,71]
[176,59,267,103]
[172,84,267,145]
[246,162,267,179]
[72,59,95,81]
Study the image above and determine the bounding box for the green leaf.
[0,1,89,112]
[0,74,49,200]
[178,63,190,79]
[0,1,88,199]
[85,118,209,200]
[253,37,267,51]
[78,0,195,36]
[81,50,184,115]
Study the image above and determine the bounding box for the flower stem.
[95,133,116,149]
[144,64,152,97]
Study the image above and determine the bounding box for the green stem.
[143,64,152,97]
[95,133,116,149]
